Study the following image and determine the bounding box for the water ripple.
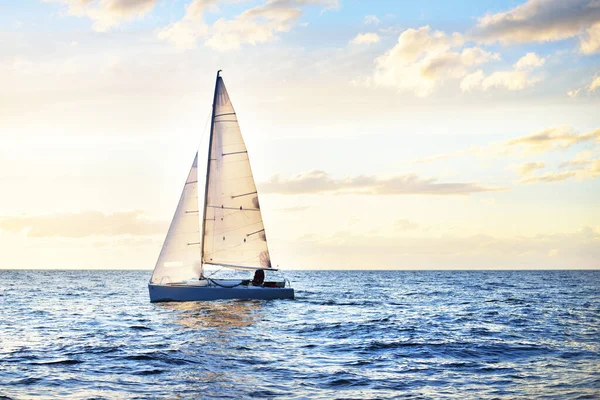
[0,270,599,399]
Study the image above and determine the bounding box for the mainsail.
[201,75,272,270]
[151,153,201,284]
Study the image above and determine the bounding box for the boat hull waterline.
[148,284,294,302]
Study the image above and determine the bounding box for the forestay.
[150,154,201,284]
[202,77,272,270]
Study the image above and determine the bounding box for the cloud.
[480,70,541,91]
[407,126,600,171]
[518,170,577,184]
[0,210,167,238]
[518,151,600,184]
[461,52,544,92]
[369,26,499,96]
[581,22,600,54]
[44,0,158,32]
[364,15,380,25]
[203,0,338,51]
[472,0,600,54]
[259,170,504,196]
[460,69,485,92]
[560,150,595,168]
[567,72,600,97]
[514,52,546,69]
[517,161,545,176]
[507,126,600,153]
[157,0,217,49]
[349,32,381,45]
[589,74,600,92]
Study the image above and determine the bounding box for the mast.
[199,69,222,276]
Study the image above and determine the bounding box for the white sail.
[202,77,272,270]
[151,153,202,284]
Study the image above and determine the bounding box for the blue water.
[0,270,599,399]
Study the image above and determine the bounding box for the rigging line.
[197,107,213,152]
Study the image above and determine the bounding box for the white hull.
[148,281,294,302]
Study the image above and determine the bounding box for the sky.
[0,0,599,270]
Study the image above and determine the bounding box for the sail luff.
[199,70,222,276]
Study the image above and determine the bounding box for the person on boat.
[252,269,265,286]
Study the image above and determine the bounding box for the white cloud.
[407,126,600,168]
[507,126,600,153]
[560,150,595,168]
[568,88,581,97]
[204,0,339,51]
[519,170,577,184]
[369,26,499,96]
[472,0,600,54]
[364,14,380,25]
[349,32,381,45]
[514,52,546,69]
[481,70,541,91]
[580,22,600,54]
[461,53,544,92]
[517,161,545,176]
[510,155,599,184]
[259,169,504,195]
[589,74,600,92]
[460,69,485,92]
[44,0,158,32]
[157,0,216,49]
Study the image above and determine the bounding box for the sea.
[0,270,599,399]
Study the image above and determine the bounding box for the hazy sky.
[1,0,599,270]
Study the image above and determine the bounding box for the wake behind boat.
[148,71,294,302]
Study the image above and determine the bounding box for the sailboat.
[148,71,294,302]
